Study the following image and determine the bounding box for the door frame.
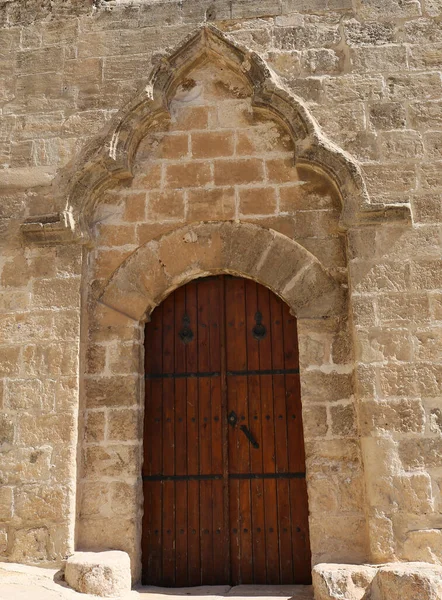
[79,221,365,583]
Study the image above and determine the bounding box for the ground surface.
[0,563,314,600]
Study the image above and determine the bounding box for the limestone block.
[372,562,442,600]
[11,527,51,562]
[300,370,353,404]
[273,23,340,51]
[0,446,52,486]
[305,439,362,475]
[323,74,383,104]
[83,444,139,478]
[369,102,406,130]
[187,188,235,221]
[301,48,342,75]
[330,403,357,437]
[0,413,14,447]
[85,376,139,408]
[399,437,442,470]
[392,473,434,514]
[107,408,141,442]
[80,482,109,518]
[402,530,442,564]
[368,512,396,562]
[351,45,408,75]
[14,484,70,523]
[357,0,421,18]
[309,516,368,563]
[0,486,13,520]
[18,412,75,446]
[302,404,328,438]
[312,563,377,600]
[344,18,395,47]
[0,527,7,553]
[85,411,106,443]
[408,100,442,129]
[425,0,442,16]
[360,399,425,435]
[379,130,424,161]
[377,292,431,324]
[65,550,131,597]
[0,346,20,377]
[231,0,281,18]
[386,73,442,102]
[356,328,412,363]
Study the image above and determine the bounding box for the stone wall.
[1,0,441,583]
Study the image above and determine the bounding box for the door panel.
[142,275,311,586]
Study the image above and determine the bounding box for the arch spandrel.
[54,25,411,243]
[99,222,345,322]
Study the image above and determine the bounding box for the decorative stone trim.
[99,221,345,321]
[59,26,411,238]
[21,210,82,246]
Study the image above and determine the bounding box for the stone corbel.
[21,209,84,245]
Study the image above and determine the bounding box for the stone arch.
[99,221,345,322]
[79,221,367,579]
[57,25,410,245]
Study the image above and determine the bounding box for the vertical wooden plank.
[244,280,265,584]
[257,284,280,585]
[208,277,227,584]
[142,304,163,584]
[185,280,201,586]
[219,276,231,586]
[197,278,214,584]
[225,276,249,584]
[270,294,292,584]
[174,286,188,586]
[162,293,175,586]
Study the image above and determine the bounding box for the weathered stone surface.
[402,530,442,564]
[65,551,131,598]
[372,562,442,600]
[312,563,377,600]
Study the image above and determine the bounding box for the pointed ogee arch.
[56,25,410,239]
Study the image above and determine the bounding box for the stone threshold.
[134,585,313,599]
[0,563,313,600]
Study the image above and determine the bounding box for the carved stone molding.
[21,210,82,245]
[54,25,411,239]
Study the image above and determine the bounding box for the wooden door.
[142,276,311,587]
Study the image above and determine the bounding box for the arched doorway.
[142,275,311,587]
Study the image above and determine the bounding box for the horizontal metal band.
[227,368,300,377]
[145,368,299,380]
[145,371,221,380]
[143,472,305,482]
[230,472,305,480]
[143,474,223,482]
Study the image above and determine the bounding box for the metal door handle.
[240,425,259,449]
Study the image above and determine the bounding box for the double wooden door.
[142,276,311,587]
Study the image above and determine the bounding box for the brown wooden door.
[142,276,311,587]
